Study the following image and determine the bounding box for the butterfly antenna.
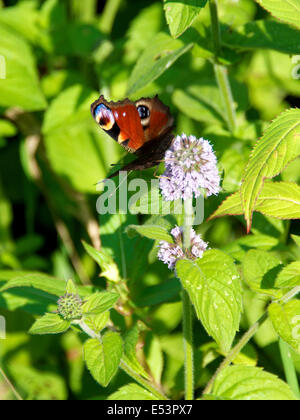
[108,170,133,198]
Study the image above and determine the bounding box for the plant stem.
[78,321,168,400]
[209,0,221,59]
[120,360,168,400]
[182,289,194,400]
[182,197,194,400]
[202,286,300,396]
[279,339,300,399]
[214,64,237,134]
[99,0,122,34]
[0,366,23,401]
[203,312,268,395]
[209,0,237,134]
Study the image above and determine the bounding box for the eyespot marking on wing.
[94,104,115,131]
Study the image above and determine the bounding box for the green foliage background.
[0,0,299,400]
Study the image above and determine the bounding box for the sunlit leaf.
[212,366,297,400]
[256,0,300,30]
[269,300,300,354]
[241,110,300,232]
[176,250,242,352]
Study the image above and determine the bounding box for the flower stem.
[120,360,168,400]
[202,286,300,396]
[279,339,300,399]
[182,197,194,400]
[209,0,237,134]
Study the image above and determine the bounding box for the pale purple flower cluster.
[160,134,221,201]
[158,226,208,270]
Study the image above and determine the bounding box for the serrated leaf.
[82,292,119,315]
[126,224,174,243]
[242,250,284,298]
[84,311,110,334]
[0,23,47,110]
[164,0,207,39]
[29,313,71,335]
[84,332,123,387]
[108,383,160,400]
[256,0,300,30]
[210,181,300,221]
[254,182,300,219]
[82,241,121,283]
[176,250,242,352]
[269,300,300,354]
[241,109,300,232]
[128,32,193,94]
[212,366,297,400]
[274,262,300,290]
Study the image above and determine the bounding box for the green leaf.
[0,271,91,298]
[208,192,243,220]
[210,181,300,221]
[29,313,71,335]
[144,333,164,384]
[84,332,123,387]
[269,300,300,354]
[242,250,283,298]
[66,279,78,295]
[223,234,279,262]
[84,311,110,334]
[253,182,300,219]
[241,109,300,231]
[0,120,17,137]
[255,0,300,30]
[0,1,41,44]
[108,383,160,400]
[164,0,207,38]
[292,234,300,248]
[82,292,119,315]
[212,366,297,400]
[42,85,121,194]
[126,224,174,243]
[176,250,242,352]
[82,241,121,283]
[173,78,248,127]
[274,262,300,289]
[128,32,193,94]
[123,324,150,380]
[0,23,46,110]
[223,20,300,55]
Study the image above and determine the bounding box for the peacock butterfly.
[91,95,174,178]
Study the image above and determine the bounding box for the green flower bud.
[57,293,83,321]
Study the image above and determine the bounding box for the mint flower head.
[57,293,83,321]
[158,226,208,270]
[159,134,221,201]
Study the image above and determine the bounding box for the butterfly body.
[91,95,174,177]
